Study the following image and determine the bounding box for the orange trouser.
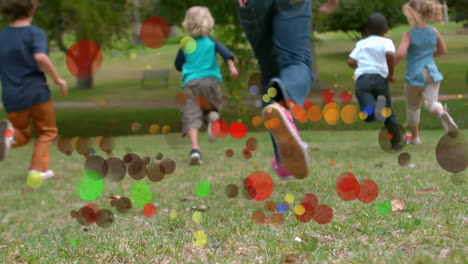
[7,100,58,171]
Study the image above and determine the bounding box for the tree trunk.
[311,43,323,90]
[443,0,450,24]
[77,76,94,89]
[132,0,142,45]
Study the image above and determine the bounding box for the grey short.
[182,77,222,134]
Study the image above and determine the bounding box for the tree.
[316,0,407,41]
[34,0,129,89]
[447,0,468,26]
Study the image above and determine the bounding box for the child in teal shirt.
[175,6,238,165]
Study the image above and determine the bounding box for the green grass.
[42,23,467,103]
[0,129,466,263]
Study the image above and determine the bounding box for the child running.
[347,13,404,150]
[175,6,238,165]
[236,0,339,179]
[395,0,458,144]
[0,0,67,179]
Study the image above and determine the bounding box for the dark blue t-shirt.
[0,25,50,113]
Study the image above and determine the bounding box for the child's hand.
[55,78,68,95]
[230,65,239,79]
[238,0,248,8]
[319,0,339,13]
[388,75,396,83]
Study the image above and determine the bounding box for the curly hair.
[182,6,215,37]
[0,0,37,21]
[403,0,443,27]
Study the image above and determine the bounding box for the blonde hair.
[403,0,443,27]
[182,6,215,37]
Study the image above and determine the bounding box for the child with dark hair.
[347,13,404,150]
[0,0,68,179]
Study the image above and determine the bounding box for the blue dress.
[406,27,443,87]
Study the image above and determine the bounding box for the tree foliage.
[447,0,468,25]
[316,0,407,40]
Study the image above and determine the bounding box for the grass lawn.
[0,129,466,263]
[42,23,467,103]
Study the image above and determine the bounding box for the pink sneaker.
[262,103,309,179]
[271,157,294,180]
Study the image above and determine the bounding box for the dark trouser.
[236,0,313,163]
[355,74,401,145]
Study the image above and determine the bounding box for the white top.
[349,35,395,80]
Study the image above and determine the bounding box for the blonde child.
[175,6,238,165]
[0,0,67,179]
[395,0,458,144]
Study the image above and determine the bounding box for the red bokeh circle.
[140,16,170,49]
[66,40,102,79]
[302,193,318,208]
[313,204,333,224]
[339,91,353,104]
[143,203,157,218]
[245,171,274,201]
[230,121,247,139]
[357,179,379,203]
[336,172,359,193]
[211,119,229,138]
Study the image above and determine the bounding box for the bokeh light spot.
[264,201,276,212]
[398,152,411,167]
[357,179,379,203]
[251,211,266,225]
[339,91,353,104]
[376,200,392,216]
[249,85,259,95]
[96,209,114,228]
[381,107,392,118]
[308,105,322,122]
[336,172,359,193]
[116,197,132,214]
[245,138,258,151]
[193,231,208,247]
[276,203,289,214]
[143,203,157,218]
[149,124,160,134]
[341,105,359,125]
[252,116,263,127]
[269,213,284,226]
[313,204,333,224]
[267,87,277,97]
[195,180,211,197]
[224,184,239,198]
[76,170,104,201]
[169,209,178,219]
[225,149,234,158]
[435,133,468,173]
[192,211,203,224]
[180,36,197,54]
[211,119,229,138]
[66,40,102,79]
[140,16,170,49]
[262,94,271,103]
[26,171,42,189]
[130,182,153,208]
[245,171,274,201]
[294,204,306,216]
[229,121,247,139]
[285,194,295,203]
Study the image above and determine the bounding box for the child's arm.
[209,37,239,78]
[395,31,411,65]
[320,0,340,13]
[433,28,447,57]
[34,53,67,95]
[386,52,396,83]
[174,49,185,72]
[32,29,67,95]
[347,44,359,69]
[347,58,357,69]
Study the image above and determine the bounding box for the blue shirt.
[175,36,234,87]
[0,25,51,113]
[406,27,443,87]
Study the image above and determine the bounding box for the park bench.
[140,69,171,89]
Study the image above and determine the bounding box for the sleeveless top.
[406,27,443,87]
